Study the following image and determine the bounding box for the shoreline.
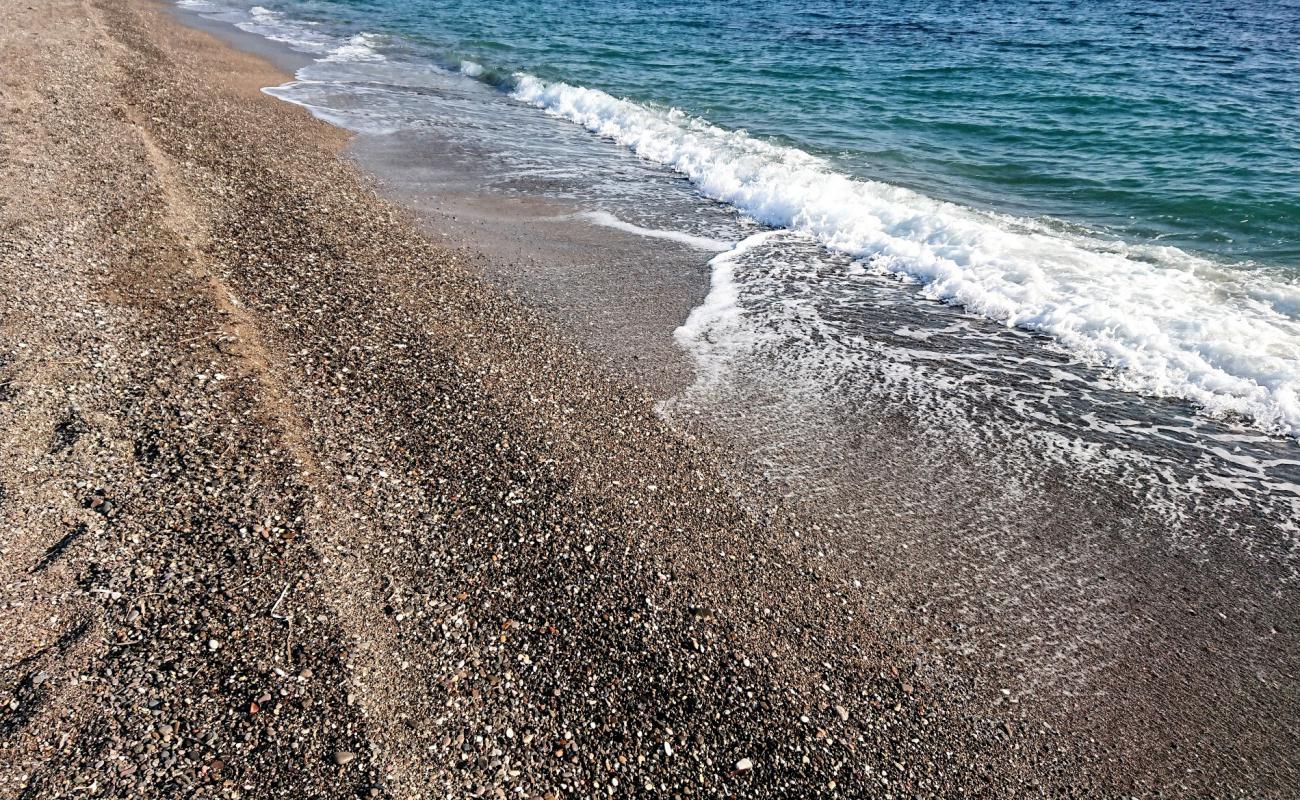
[0,1,1085,797]
[178,7,1300,798]
[2,1,1296,798]
[167,2,314,74]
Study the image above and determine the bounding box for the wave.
[221,5,335,53]
[322,33,387,63]
[508,74,1300,437]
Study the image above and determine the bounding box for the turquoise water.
[234,0,1299,265]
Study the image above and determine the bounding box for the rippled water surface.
[253,0,1300,264]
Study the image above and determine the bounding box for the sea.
[174,0,1299,778]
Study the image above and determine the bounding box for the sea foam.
[234,6,334,53]
[580,211,732,252]
[322,33,387,63]
[509,74,1300,437]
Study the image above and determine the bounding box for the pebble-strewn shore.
[0,1,1103,797]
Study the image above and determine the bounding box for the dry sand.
[0,0,1269,797]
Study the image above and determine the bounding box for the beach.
[1,1,1296,798]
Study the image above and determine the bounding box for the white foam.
[261,81,404,136]
[322,33,386,63]
[235,6,334,53]
[510,74,1300,437]
[459,60,485,77]
[579,211,731,252]
[673,231,782,385]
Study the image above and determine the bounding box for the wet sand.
[345,132,707,396]
[1,1,1295,798]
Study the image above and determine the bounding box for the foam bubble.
[235,6,334,53]
[579,211,731,252]
[322,33,387,63]
[674,231,782,384]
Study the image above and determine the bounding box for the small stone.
[333,751,357,766]
[207,639,220,651]
[735,757,754,772]
[834,704,849,722]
